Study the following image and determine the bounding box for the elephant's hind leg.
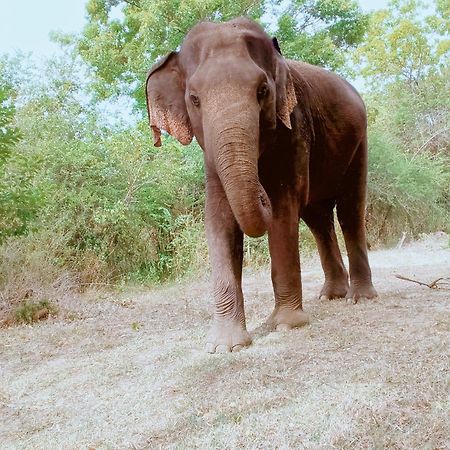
[336,139,377,302]
[302,199,349,299]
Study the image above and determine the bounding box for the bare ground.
[1,233,449,450]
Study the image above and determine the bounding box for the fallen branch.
[395,274,450,290]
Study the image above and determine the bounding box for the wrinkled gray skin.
[145,18,377,353]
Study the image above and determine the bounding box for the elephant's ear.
[275,57,297,130]
[145,52,193,147]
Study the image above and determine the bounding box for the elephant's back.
[287,60,368,204]
[287,60,366,134]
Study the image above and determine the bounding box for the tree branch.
[412,127,450,157]
[122,0,141,8]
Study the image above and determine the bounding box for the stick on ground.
[395,274,450,289]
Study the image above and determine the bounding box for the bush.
[0,231,74,324]
[14,299,58,324]
[367,128,449,245]
[11,128,205,283]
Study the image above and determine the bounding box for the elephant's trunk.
[207,100,272,237]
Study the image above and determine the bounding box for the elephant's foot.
[319,278,349,300]
[266,306,309,331]
[205,319,252,353]
[346,283,378,304]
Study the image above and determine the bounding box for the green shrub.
[15,299,58,324]
[1,113,206,287]
[367,129,449,245]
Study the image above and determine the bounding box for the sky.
[0,1,87,56]
[0,0,390,57]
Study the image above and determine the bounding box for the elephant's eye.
[190,94,200,107]
[257,83,269,101]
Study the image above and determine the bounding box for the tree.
[0,60,38,242]
[75,0,263,110]
[0,63,21,167]
[273,0,368,72]
[353,0,450,241]
[354,0,450,87]
[355,0,450,156]
[74,0,368,112]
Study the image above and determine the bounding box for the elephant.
[145,17,377,353]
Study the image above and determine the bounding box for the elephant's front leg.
[204,176,252,353]
[266,194,309,331]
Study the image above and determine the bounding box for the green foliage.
[367,128,449,243]
[354,0,450,242]
[0,152,42,242]
[0,53,206,316]
[274,0,368,72]
[366,71,449,157]
[15,299,58,324]
[0,54,95,243]
[365,74,450,242]
[76,0,263,108]
[0,61,40,241]
[368,73,450,242]
[74,0,367,110]
[9,125,205,284]
[355,0,450,86]
[0,64,21,166]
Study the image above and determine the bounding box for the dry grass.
[0,233,449,449]
[0,233,76,326]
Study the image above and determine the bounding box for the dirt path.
[1,234,449,449]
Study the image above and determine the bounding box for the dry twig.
[395,274,450,290]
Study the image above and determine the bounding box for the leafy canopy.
[0,63,21,167]
[273,0,367,71]
[355,0,450,86]
[75,0,367,111]
[355,0,449,158]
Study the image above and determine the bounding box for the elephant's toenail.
[205,343,216,353]
[276,324,292,331]
[216,345,231,353]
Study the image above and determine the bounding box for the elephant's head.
[145,18,297,237]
